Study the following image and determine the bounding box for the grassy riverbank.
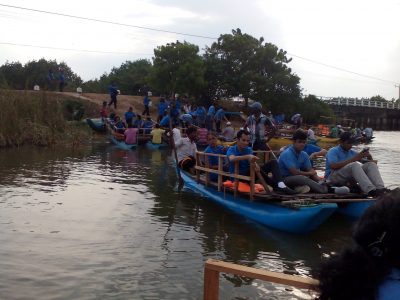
[0,90,99,147]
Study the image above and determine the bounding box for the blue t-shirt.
[143,95,150,106]
[159,115,170,127]
[226,145,253,175]
[325,145,357,177]
[125,111,135,121]
[158,102,168,115]
[278,145,312,177]
[207,105,215,117]
[204,145,226,181]
[214,108,225,121]
[378,268,400,300]
[304,144,321,156]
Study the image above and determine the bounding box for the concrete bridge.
[318,97,400,130]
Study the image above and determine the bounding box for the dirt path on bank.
[63,92,161,120]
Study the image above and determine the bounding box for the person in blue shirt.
[108,81,119,109]
[214,106,228,133]
[113,116,126,134]
[279,130,327,193]
[124,107,136,127]
[159,112,170,128]
[133,115,144,129]
[142,117,154,134]
[227,130,295,194]
[245,101,276,151]
[157,97,168,123]
[206,103,216,131]
[195,105,207,127]
[204,132,227,181]
[318,189,400,300]
[58,69,65,92]
[142,92,151,116]
[326,131,388,197]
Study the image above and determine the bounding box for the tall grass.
[0,90,94,147]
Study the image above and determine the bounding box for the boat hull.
[337,199,374,218]
[86,118,106,133]
[180,172,337,234]
[110,136,137,150]
[145,141,168,150]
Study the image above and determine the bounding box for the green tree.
[204,28,301,112]
[369,95,387,102]
[0,61,25,89]
[150,41,206,97]
[297,95,334,124]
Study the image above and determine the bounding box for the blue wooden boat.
[180,171,337,234]
[336,199,375,218]
[110,136,137,150]
[86,118,106,133]
[145,141,168,150]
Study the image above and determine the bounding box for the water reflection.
[0,132,399,299]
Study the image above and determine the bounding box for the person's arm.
[287,167,317,177]
[309,149,327,159]
[228,154,259,163]
[329,151,368,170]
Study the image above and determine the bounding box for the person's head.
[318,189,400,300]
[146,117,151,121]
[102,101,107,107]
[292,129,308,152]
[137,115,142,120]
[236,129,250,149]
[115,115,120,121]
[186,126,197,141]
[339,131,356,151]
[207,132,219,147]
[226,121,232,127]
[249,102,262,116]
[155,123,160,128]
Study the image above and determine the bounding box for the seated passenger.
[124,125,138,145]
[226,130,295,195]
[279,130,327,194]
[133,115,144,129]
[150,124,165,144]
[143,117,154,134]
[159,111,170,128]
[124,106,136,127]
[325,132,388,197]
[176,126,198,174]
[220,122,235,142]
[113,116,126,134]
[204,132,227,181]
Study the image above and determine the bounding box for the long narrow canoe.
[180,171,337,234]
[110,136,137,150]
[86,118,106,133]
[336,199,375,218]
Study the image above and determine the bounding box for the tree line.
[0,28,341,123]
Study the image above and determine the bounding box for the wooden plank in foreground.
[204,259,319,300]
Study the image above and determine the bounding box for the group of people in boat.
[173,101,388,197]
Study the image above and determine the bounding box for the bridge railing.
[319,98,400,109]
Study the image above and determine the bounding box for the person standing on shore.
[58,69,65,92]
[108,81,119,109]
[143,92,151,116]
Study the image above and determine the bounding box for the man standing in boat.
[176,126,198,174]
[325,132,389,197]
[245,102,276,151]
[227,129,295,194]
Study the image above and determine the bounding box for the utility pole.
[396,84,400,100]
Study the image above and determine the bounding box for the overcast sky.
[1,0,399,99]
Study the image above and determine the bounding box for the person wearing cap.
[325,131,388,197]
[245,101,276,151]
[290,113,302,129]
[221,121,235,142]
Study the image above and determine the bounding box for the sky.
[0,0,399,100]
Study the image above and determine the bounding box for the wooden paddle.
[169,108,183,185]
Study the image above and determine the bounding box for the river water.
[0,131,399,300]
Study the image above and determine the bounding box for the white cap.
[226,122,231,126]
